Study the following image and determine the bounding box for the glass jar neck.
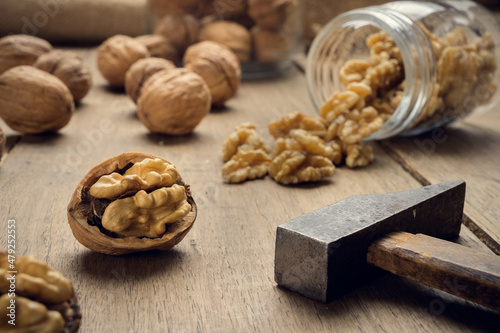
[306,6,436,140]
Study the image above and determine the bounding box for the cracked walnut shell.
[0,66,74,134]
[97,35,150,87]
[184,41,241,106]
[0,252,81,332]
[0,34,53,75]
[67,152,197,255]
[138,68,211,135]
[34,50,92,102]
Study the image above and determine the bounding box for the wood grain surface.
[0,48,499,332]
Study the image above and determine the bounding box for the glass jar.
[146,0,304,79]
[306,1,500,140]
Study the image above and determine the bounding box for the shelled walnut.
[34,50,92,102]
[0,34,53,75]
[199,21,252,63]
[0,66,74,134]
[97,35,150,87]
[154,14,200,53]
[0,252,81,332]
[135,34,179,64]
[221,123,272,183]
[68,152,197,255]
[137,68,211,135]
[184,41,241,106]
[125,57,176,104]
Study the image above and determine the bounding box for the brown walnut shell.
[199,21,252,63]
[137,68,211,135]
[0,126,5,160]
[154,14,200,53]
[0,66,74,134]
[135,34,179,64]
[0,34,53,75]
[34,50,92,102]
[125,57,176,104]
[97,35,150,87]
[184,41,241,106]
[67,152,197,255]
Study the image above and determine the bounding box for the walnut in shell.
[148,0,203,16]
[135,34,179,63]
[252,26,291,63]
[125,57,176,104]
[97,35,150,87]
[0,66,74,134]
[0,34,53,75]
[154,14,200,52]
[248,0,295,30]
[137,68,211,135]
[34,50,92,102]
[0,126,4,160]
[212,0,248,18]
[67,152,197,255]
[0,252,81,332]
[199,21,252,63]
[184,41,241,106]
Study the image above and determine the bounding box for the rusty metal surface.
[274,180,466,303]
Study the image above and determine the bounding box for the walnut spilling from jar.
[68,152,197,255]
[221,123,272,183]
[0,252,81,333]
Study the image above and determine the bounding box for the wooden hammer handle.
[366,231,500,312]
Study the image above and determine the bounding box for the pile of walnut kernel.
[0,252,81,332]
[221,26,496,185]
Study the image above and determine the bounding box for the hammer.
[274,180,500,311]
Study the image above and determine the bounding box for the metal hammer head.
[275,180,466,303]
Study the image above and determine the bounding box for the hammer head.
[275,180,465,303]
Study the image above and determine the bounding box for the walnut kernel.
[137,68,211,135]
[67,152,197,255]
[0,66,74,134]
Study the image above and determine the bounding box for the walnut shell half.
[67,152,197,255]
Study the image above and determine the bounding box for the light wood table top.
[1,48,499,332]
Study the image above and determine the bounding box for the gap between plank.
[0,135,21,167]
[378,140,500,255]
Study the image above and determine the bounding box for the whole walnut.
[125,57,176,104]
[148,0,204,16]
[138,68,211,135]
[154,14,200,52]
[34,50,92,102]
[211,0,248,18]
[0,66,74,134]
[184,41,241,106]
[199,21,251,63]
[251,26,292,63]
[97,35,150,87]
[248,0,296,30]
[0,126,5,160]
[135,34,179,64]
[0,34,52,74]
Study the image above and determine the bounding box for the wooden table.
[1,48,499,332]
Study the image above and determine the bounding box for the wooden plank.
[381,108,500,253]
[0,48,499,332]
